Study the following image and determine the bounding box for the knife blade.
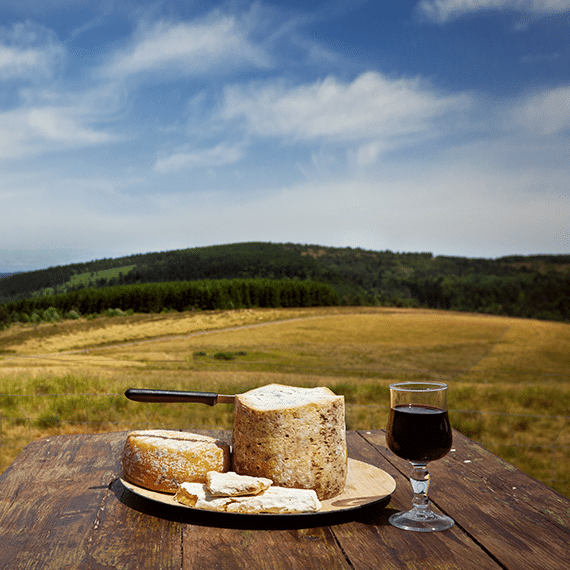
[124,388,235,406]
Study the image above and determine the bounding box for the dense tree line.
[0,279,338,327]
[1,242,568,323]
[407,272,570,321]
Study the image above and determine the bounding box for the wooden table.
[0,429,568,569]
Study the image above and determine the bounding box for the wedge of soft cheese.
[232,384,347,499]
[206,471,273,497]
[174,482,233,511]
[122,430,231,493]
[174,480,321,513]
[225,486,321,514]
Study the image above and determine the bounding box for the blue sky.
[1,0,569,272]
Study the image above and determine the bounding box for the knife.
[124,388,235,406]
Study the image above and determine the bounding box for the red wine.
[386,404,452,462]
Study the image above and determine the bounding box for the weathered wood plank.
[359,430,570,570]
[446,430,570,531]
[0,432,126,569]
[86,479,183,570]
[331,519,505,570]
[1,430,568,570]
[328,431,504,570]
[183,526,352,570]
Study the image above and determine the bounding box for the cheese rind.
[122,430,231,493]
[232,384,347,499]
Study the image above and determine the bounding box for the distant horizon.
[2,240,569,275]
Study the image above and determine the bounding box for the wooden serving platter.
[120,458,396,517]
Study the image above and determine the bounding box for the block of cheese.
[173,481,321,513]
[225,486,321,514]
[122,430,231,493]
[232,384,347,499]
[174,482,233,511]
[206,471,273,497]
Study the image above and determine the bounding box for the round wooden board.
[120,458,396,517]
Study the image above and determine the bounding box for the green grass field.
[26,265,136,299]
[1,306,569,497]
[66,265,136,288]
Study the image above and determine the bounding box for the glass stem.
[409,462,432,516]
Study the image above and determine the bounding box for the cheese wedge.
[225,486,321,514]
[174,482,232,511]
[232,384,347,499]
[206,471,273,497]
[122,430,231,493]
[174,481,321,513]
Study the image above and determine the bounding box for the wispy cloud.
[510,85,570,136]
[154,142,245,173]
[0,18,125,161]
[0,21,65,80]
[416,0,570,23]
[101,10,271,81]
[219,72,471,147]
[0,104,115,160]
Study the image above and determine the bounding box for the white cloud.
[102,10,270,80]
[154,142,245,173]
[0,105,114,160]
[416,0,570,23]
[0,21,116,160]
[0,45,41,76]
[0,21,65,80]
[219,72,471,148]
[510,85,570,135]
[27,107,111,143]
[351,141,390,167]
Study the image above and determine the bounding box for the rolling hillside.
[1,242,569,322]
[1,306,569,497]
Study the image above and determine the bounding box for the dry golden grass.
[1,306,569,496]
[0,307,325,355]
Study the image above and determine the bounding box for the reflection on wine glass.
[386,382,455,532]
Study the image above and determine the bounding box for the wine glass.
[386,382,455,532]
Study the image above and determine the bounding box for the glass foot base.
[389,509,454,532]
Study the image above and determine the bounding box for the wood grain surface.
[0,429,568,570]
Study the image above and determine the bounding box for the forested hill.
[1,242,569,322]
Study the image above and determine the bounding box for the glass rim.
[389,381,448,392]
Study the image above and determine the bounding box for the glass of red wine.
[386,382,455,532]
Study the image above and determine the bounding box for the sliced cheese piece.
[122,429,231,493]
[206,471,273,497]
[232,384,347,499]
[225,486,321,514]
[174,482,321,514]
[174,482,232,511]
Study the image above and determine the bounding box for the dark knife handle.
[125,388,220,405]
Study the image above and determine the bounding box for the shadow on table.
[111,478,393,530]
